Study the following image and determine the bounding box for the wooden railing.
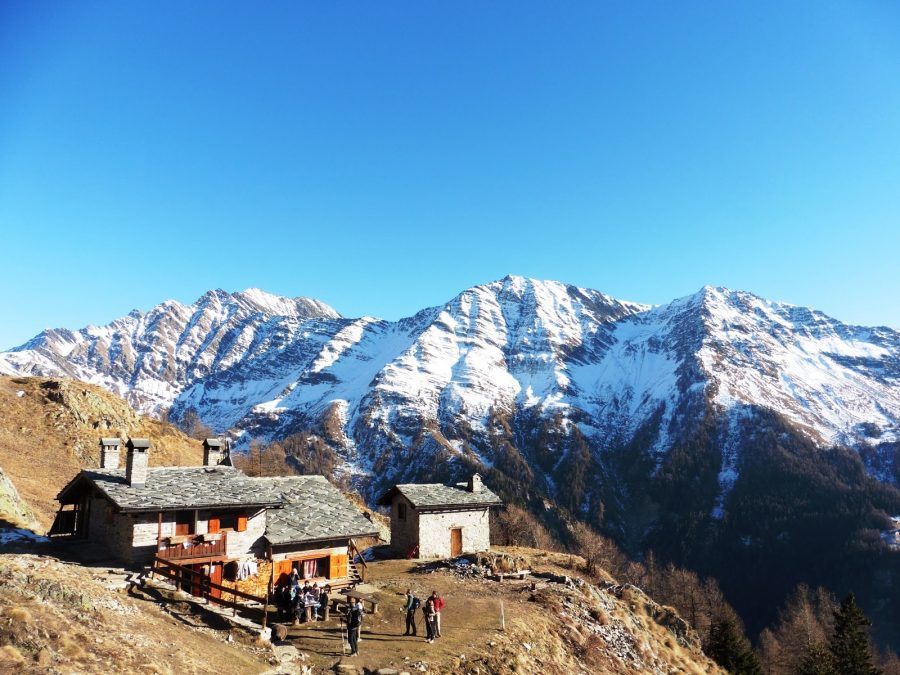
[157,532,227,561]
[348,538,368,583]
[152,557,271,627]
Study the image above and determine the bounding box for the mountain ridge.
[2,276,899,648]
[2,277,898,465]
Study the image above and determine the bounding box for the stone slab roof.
[59,467,379,545]
[260,475,379,545]
[377,482,502,509]
[60,466,283,512]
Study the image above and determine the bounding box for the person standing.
[430,591,445,638]
[423,597,437,643]
[319,584,331,621]
[403,589,420,636]
[291,582,303,626]
[347,598,364,656]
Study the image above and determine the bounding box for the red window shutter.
[236,514,248,532]
[208,517,220,534]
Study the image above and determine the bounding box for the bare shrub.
[490,504,559,550]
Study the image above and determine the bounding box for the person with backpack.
[430,590,445,638]
[403,589,420,636]
[347,598,364,656]
[423,597,437,643]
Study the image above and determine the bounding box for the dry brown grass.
[0,553,269,674]
[0,376,201,530]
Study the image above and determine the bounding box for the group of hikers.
[272,569,331,624]
[272,570,448,658]
[403,589,445,643]
[341,588,446,658]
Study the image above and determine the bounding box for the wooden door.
[175,511,194,536]
[329,553,348,579]
[450,528,463,557]
[188,564,203,596]
[275,560,293,585]
[208,563,222,599]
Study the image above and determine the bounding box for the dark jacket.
[347,605,363,629]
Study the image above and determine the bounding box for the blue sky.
[1,2,899,349]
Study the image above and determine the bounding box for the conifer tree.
[828,593,880,675]
[795,641,835,675]
[708,615,763,675]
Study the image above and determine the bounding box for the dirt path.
[278,560,520,673]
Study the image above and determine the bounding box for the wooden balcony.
[157,532,227,561]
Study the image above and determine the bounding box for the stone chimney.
[99,437,121,470]
[203,438,226,466]
[467,473,483,493]
[125,438,151,487]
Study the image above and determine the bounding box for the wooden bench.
[341,589,379,614]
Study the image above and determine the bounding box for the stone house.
[377,474,502,558]
[54,437,378,593]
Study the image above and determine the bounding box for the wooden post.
[262,545,275,629]
[152,512,162,580]
[500,600,505,631]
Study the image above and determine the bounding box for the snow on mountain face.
[694,286,900,445]
[0,289,340,412]
[2,277,899,492]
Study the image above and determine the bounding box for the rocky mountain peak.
[1,279,898,492]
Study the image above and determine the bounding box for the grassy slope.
[0,376,722,674]
[285,550,723,675]
[0,376,201,531]
[0,553,270,674]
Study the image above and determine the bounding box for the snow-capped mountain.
[2,277,899,500]
[0,288,339,412]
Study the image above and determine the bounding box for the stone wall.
[417,507,491,558]
[86,496,135,561]
[131,512,167,562]
[193,507,268,559]
[86,501,269,565]
[388,494,419,556]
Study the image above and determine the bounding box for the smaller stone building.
[377,474,502,559]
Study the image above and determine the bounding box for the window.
[211,512,247,532]
[398,502,407,521]
[218,513,238,531]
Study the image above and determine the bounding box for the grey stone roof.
[260,475,379,545]
[377,482,502,509]
[59,467,378,545]
[203,438,223,448]
[99,438,121,446]
[63,466,282,512]
[127,438,151,450]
